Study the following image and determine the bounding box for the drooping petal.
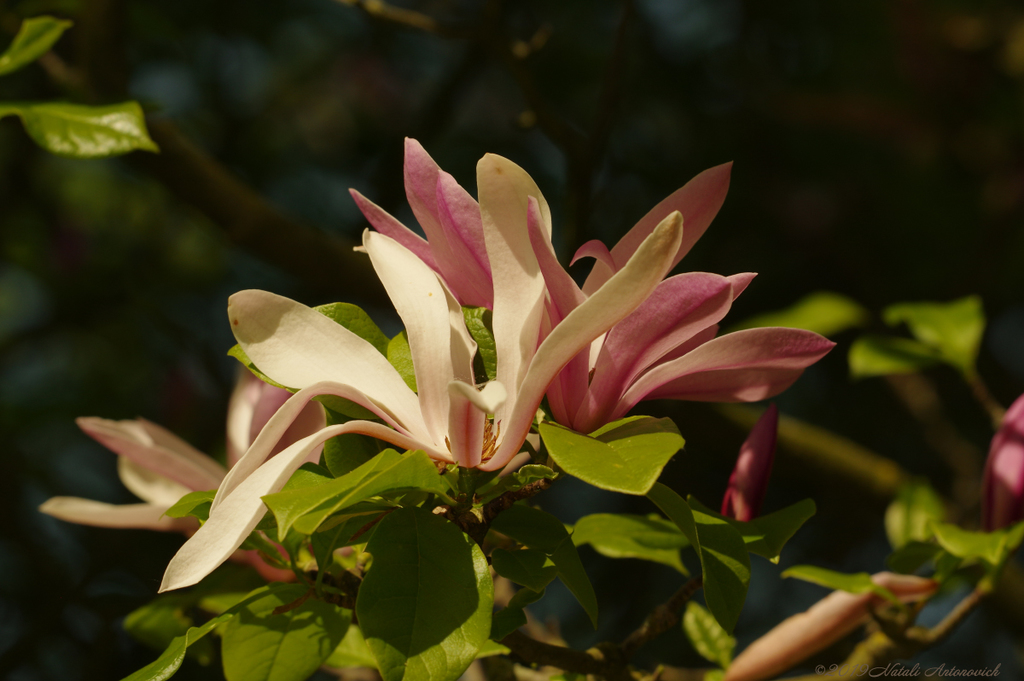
[582,162,732,295]
[364,230,457,448]
[435,171,492,308]
[982,392,1024,531]
[349,188,437,269]
[77,417,225,493]
[481,212,684,471]
[477,153,551,426]
[39,497,197,532]
[214,380,445,510]
[721,404,778,522]
[227,289,425,434]
[614,328,836,419]
[577,272,735,430]
[118,458,193,506]
[161,420,430,592]
[723,573,937,681]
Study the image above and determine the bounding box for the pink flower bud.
[982,392,1024,531]
[722,404,778,522]
[724,572,938,681]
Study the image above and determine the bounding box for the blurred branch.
[966,372,1007,430]
[620,576,703,659]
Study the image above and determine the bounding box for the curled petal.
[724,573,937,681]
[77,417,225,492]
[39,497,197,532]
[571,239,616,271]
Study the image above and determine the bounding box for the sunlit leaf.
[325,624,377,669]
[732,291,869,337]
[571,513,689,574]
[164,490,216,522]
[688,497,816,564]
[0,101,159,158]
[883,296,985,375]
[848,334,940,379]
[885,480,945,550]
[682,601,735,669]
[0,16,73,76]
[463,307,497,382]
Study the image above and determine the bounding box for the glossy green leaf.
[688,497,816,564]
[781,565,900,606]
[491,548,559,591]
[357,507,493,681]
[221,584,351,681]
[263,450,448,538]
[732,291,869,337]
[848,335,941,379]
[646,484,750,633]
[477,464,555,503]
[540,416,684,495]
[314,303,389,355]
[571,513,689,574]
[387,331,417,392]
[0,16,72,76]
[490,504,599,627]
[164,490,216,521]
[883,296,985,374]
[887,541,942,574]
[491,587,544,641]
[325,624,377,669]
[120,584,294,681]
[885,480,945,550]
[0,101,159,158]
[463,307,497,382]
[682,601,735,669]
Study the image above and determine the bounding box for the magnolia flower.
[721,404,778,522]
[982,392,1024,531]
[723,572,938,681]
[351,140,833,433]
[158,154,685,591]
[39,373,325,579]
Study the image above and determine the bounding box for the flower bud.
[722,404,778,522]
[982,392,1024,531]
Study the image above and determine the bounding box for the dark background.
[1,0,1023,678]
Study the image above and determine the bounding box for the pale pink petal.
[228,289,425,435]
[349,189,437,269]
[582,162,733,295]
[728,272,757,299]
[118,458,193,506]
[982,392,1024,530]
[364,230,457,448]
[577,272,735,430]
[76,417,225,493]
[39,497,197,532]
[724,573,937,681]
[614,328,836,419]
[477,153,551,426]
[481,212,684,471]
[722,404,778,522]
[436,171,492,308]
[571,239,616,271]
[161,420,433,592]
[252,385,328,461]
[447,382,506,469]
[214,380,444,510]
[226,371,263,468]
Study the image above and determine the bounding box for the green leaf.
[477,464,556,503]
[848,335,941,379]
[0,16,72,76]
[325,624,377,669]
[476,639,511,658]
[262,450,448,538]
[123,594,215,665]
[887,541,942,574]
[314,303,389,355]
[571,513,689,574]
[322,406,384,476]
[540,416,684,495]
[731,291,869,338]
[357,507,493,681]
[120,584,295,681]
[0,101,159,158]
[491,548,559,591]
[490,505,599,627]
[682,601,735,669]
[688,497,816,564]
[463,307,497,382]
[387,331,417,392]
[885,480,945,550]
[646,484,750,633]
[221,585,351,681]
[781,565,900,606]
[491,587,544,641]
[929,520,1024,584]
[164,490,216,522]
[883,296,985,375]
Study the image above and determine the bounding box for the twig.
[333,0,471,38]
[620,576,703,659]
[966,372,1007,431]
[500,630,611,676]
